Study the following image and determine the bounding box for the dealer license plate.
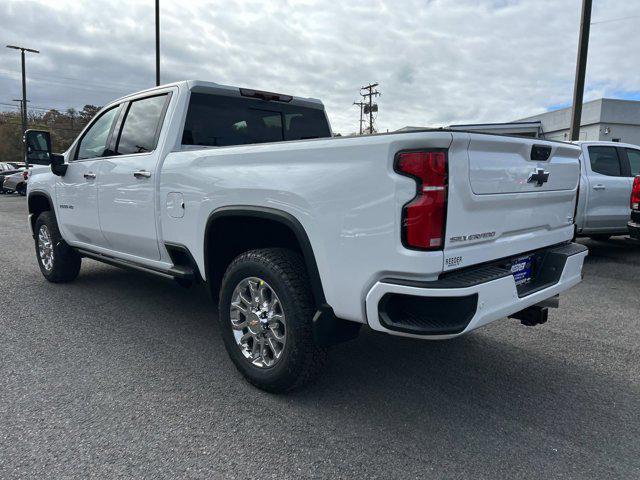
[509,255,535,286]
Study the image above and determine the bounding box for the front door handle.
[592,184,606,191]
[133,170,152,179]
[83,172,96,180]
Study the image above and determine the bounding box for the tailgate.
[443,133,581,272]
[468,137,580,194]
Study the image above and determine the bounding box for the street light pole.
[569,0,592,141]
[6,45,39,165]
[155,0,160,86]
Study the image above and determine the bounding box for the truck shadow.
[580,236,640,266]
[70,262,639,470]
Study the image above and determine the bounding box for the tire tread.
[220,248,327,392]
[35,211,81,283]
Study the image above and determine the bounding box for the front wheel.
[218,248,326,393]
[34,211,82,283]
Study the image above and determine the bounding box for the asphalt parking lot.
[0,195,638,479]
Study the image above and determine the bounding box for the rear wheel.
[218,248,326,392]
[17,183,27,196]
[34,211,81,283]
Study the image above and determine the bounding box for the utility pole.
[6,45,39,166]
[360,83,380,134]
[569,0,592,141]
[353,101,366,135]
[155,0,160,86]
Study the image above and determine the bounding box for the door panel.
[55,105,121,246]
[97,154,160,259]
[585,146,630,230]
[55,160,107,246]
[96,94,169,260]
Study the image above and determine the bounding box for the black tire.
[589,235,611,241]
[34,211,81,283]
[17,184,27,196]
[218,248,327,393]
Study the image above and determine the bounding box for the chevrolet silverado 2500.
[25,80,588,392]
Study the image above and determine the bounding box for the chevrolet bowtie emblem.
[527,168,550,187]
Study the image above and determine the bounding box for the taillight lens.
[23,171,28,180]
[631,176,640,210]
[395,150,447,250]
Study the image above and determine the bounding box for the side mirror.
[24,129,67,176]
[50,153,67,176]
[24,129,52,165]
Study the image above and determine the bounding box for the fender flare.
[204,205,327,307]
[27,190,55,237]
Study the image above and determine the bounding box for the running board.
[76,249,195,280]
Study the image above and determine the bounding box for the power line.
[0,69,141,93]
[0,101,101,113]
[0,71,136,96]
[591,14,640,25]
[0,121,84,133]
[0,102,57,112]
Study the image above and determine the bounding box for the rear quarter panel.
[160,132,454,322]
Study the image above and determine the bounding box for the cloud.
[1,0,638,134]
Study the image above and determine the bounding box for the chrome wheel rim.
[38,225,54,271]
[230,277,286,368]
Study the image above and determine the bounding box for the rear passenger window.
[182,93,331,147]
[588,146,622,176]
[116,94,168,155]
[626,149,640,176]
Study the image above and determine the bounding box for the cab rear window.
[182,93,331,147]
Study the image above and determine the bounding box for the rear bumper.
[365,242,588,339]
[629,211,640,240]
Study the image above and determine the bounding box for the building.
[517,98,640,144]
[399,98,640,146]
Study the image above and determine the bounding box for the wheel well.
[204,210,326,307]
[28,193,53,233]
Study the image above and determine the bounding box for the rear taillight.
[23,171,28,180]
[631,176,640,210]
[394,150,448,250]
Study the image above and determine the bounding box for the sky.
[1,0,639,134]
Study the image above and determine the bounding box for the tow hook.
[509,305,549,327]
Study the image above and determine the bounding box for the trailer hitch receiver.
[509,304,549,327]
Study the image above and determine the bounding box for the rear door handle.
[133,170,151,179]
[83,172,96,180]
[592,184,606,191]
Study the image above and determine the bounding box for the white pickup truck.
[26,80,587,392]
[574,141,640,240]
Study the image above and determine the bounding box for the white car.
[3,169,28,196]
[25,80,587,391]
[574,141,640,240]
